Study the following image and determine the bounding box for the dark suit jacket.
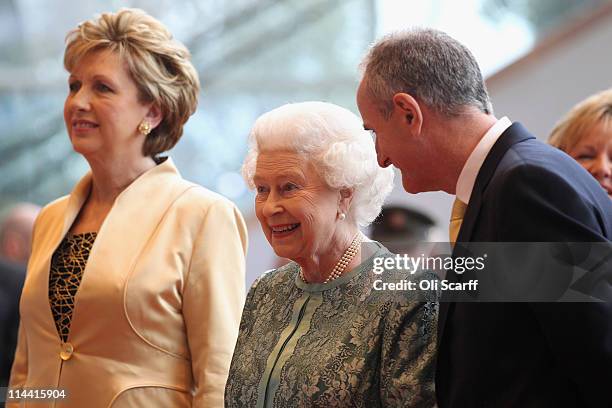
[435,123,612,408]
[0,259,25,389]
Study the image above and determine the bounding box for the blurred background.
[1,0,612,285]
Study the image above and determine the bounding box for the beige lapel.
[27,158,195,343]
[22,173,92,343]
[69,158,194,341]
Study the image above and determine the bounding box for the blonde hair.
[64,8,200,157]
[549,89,612,152]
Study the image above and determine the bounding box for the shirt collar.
[455,116,512,204]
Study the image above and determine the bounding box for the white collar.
[455,117,512,204]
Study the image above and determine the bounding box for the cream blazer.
[8,159,247,408]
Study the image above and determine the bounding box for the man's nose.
[376,146,390,168]
[373,137,385,167]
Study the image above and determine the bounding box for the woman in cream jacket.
[8,9,246,408]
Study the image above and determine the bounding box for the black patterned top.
[48,232,97,343]
[225,242,438,408]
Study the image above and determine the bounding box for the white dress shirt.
[455,117,512,204]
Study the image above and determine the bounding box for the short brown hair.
[549,89,612,152]
[64,8,200,157]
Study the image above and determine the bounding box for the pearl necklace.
[300,233,362,284]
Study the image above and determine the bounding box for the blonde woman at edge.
[549,89,612,200]
[8,9,246,408]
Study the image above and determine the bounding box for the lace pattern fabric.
[225,244,438,408]
[48,232,97,343]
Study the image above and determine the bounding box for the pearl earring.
[338,213,346,221]
[138,121,151,136]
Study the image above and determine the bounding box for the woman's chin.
[271,239,304,262]
[70,140,102,157]
[271,246,296,261]
[268,228,302,256]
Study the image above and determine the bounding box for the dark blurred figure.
[370,205,436,255]
[0,204,40,265]
[0,203,40,392]
[0,259,24,390]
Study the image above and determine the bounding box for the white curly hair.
[242,101,394,227]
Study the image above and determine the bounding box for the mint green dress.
[225,242,438,407]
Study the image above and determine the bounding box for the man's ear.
[392,92,423,135]
[338,188,354,214]
[145,104,163,130]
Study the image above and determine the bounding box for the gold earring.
[138,121,151,136]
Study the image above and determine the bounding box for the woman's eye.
[283,183,298,192]
[68,82,80,92]
[575,154,594,161]
[96,83,112,93]
[256,186,268,194]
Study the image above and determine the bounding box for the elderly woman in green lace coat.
[225,102,438,407]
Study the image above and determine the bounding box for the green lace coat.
[225,243,438,407]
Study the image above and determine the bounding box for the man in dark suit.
[0,203,39,394]
[0,259,25,390]
[357,28,612,407]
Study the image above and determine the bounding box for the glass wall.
[1,0,607,215]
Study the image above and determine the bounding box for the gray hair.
[360,28,493,118]
[242,101,394,227]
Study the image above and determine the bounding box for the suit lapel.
[456,122,535,244]
[437,122,535,347]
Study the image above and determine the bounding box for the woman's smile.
[71,119,99,135]
[270,223,301,238]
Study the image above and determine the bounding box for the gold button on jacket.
[59,343,74,361]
